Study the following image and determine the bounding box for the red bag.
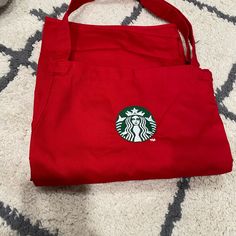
[29,0,233,186]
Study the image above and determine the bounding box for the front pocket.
[31,59,74,133]
[31,56,55,131]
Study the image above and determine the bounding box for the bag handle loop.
[63,0,199,67]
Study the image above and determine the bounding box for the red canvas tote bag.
[29,0,233,186]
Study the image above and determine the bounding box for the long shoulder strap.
[63,0,199,67]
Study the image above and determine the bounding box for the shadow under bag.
[29,0,233,186]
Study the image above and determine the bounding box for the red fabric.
[29,0,233,186]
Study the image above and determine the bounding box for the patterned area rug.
[0,0,235,235]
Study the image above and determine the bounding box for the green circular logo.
[116,106,157,142]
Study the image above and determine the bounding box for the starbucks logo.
[116,106,157,142]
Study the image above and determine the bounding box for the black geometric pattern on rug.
[0,0,12,15]
[184,0,236,25]
[160,178,191,236]
[0,3,68,93]
[121,2,143,25]
[0,31,41,92]
[0,1,235,236]
[216,64,236,122]
[0,201,58,236]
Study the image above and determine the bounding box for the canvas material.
[0,0,236,235]
[28,0,232,186]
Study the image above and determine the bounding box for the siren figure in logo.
[116,107,157,142]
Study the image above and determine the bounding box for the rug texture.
[0,0,236,235]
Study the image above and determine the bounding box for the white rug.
[0,0,235,235]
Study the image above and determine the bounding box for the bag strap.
[63,0,199,67]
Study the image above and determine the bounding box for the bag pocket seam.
[31,64,56,134]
